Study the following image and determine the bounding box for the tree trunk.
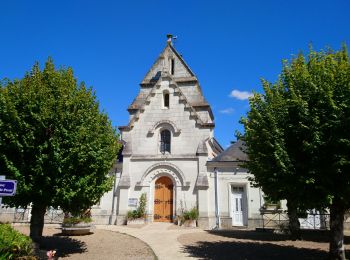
[287,200,301,240]
[329,201,346,260]
[30,203,46,242]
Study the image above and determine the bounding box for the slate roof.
[212,139,247,162]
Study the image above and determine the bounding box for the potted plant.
[127,193,147,225]
[261,196,281,211]
[179,207,198,227]
[61,209,92,235]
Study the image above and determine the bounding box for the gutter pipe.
[214,167,221,229]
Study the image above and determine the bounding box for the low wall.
[2,206,350,231]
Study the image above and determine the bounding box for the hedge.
[0,224,36,259]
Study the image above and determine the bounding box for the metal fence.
[44,207,64,223]
[1,207,64,224]
[260,210,331,230]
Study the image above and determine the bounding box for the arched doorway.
[154,176,173,222]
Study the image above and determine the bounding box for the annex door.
[232,187,245,226]
[154,176,173,222]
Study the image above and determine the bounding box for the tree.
[0,58,120,241]
[240,79,322,240]
[241,45,350,259]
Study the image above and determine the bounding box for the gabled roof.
[141,43,196,85]
[210,137,224,154]
[119,38,215,132]
[212,139,247,162]
[127,41,211,113]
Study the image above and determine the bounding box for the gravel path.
[178,229,350,260]
[14,225,156,260]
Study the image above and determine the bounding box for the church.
[93,35,263,229]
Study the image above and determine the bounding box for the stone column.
[115,175,130,225]
[198,188,210,228]
[196,174,210,229]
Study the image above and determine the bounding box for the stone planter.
[61,222,92,236]
[182,219,197,228]
[266,204,279,210]
[261,204,282,212]
[127,218,147,225]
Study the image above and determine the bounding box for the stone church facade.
[2,37,350,230]
[92,36,263,229]
[0,36,263,228]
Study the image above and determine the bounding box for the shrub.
[0,224,36,259]
[262,195,281,209]
[182,207,199,221]
[62,209,93,225]
[138,193,147,217]
[127,193,147,220]
[127,210,140,220]
[62,216,92,225]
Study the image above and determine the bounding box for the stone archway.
[137,162,188,187]
[153,176,173,222]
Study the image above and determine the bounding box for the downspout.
[214,167,221,229]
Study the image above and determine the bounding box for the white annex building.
[93,36,263,229]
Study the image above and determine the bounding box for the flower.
[47,250,56,259]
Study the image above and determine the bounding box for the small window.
[232,186,244,192]
[160,130,171,153]
[164,93,169,108]
[171,59,175,75]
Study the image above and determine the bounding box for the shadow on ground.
[182,240,347,260]
[208,229,350,243]
[36,232,87,258]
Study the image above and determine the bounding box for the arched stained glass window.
[160,130,171,153]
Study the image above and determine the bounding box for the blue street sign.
[0,180,17,196]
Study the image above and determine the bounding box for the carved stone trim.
[119,176,131,188]
[122,69,211,131]
[148,120,181,135]
[196,175,209,188]
[137,162,189,187]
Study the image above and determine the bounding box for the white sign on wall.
[128,198,138,207]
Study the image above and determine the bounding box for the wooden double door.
[154,176,173,222]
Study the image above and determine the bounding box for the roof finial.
[166,34,173,45]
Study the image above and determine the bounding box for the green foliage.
[127,193,147,220]
[62,216,92,225]
[0,58,121,220]
[240,45,350,253]
[181,207,199,221]
[240,45,350,210]
[138,193,147,218]
[63,209,92,225]
[127,210,141,220]
[262,196,281,209]
[263,195,278,205]
[183,207,199,220]
[0,224,35,259]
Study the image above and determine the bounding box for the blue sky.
[1,1,350,148]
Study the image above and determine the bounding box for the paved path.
[98,223,205,259]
